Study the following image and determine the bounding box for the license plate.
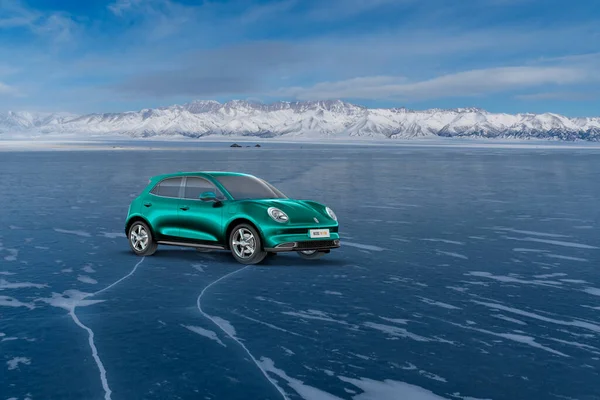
[309,229,330,238]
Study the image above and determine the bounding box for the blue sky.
[0,0,599,116]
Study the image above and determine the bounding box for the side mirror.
[199,191,217,202]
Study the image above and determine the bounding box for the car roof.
[149,171,254,182]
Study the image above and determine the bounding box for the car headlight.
[326,206,337,221]
[268,207,289,223]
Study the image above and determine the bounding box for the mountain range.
[1,100,599,141]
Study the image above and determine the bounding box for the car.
[124,171,341,264]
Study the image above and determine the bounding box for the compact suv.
[124,171,340,264]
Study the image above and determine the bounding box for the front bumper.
[261,223,340,252]
[264,235,340,252]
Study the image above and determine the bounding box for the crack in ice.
[196,266,290,400]
[70,257,146,400]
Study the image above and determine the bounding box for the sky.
[0,0,599,116]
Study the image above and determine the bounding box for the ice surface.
[0,296,35,309]
[260,357,342,400]
[82,264,96,273]
[583,288,600,296]
[182,325,226,347]
[421,238,465,245]
[505,236,598,249]
[0,279,47,289]
[98,232,126,239]
[363,322,433,342]
[512,248,548,253]
[465,272,562,286]
[233,312,310,339]
[2,143,600,400]
[282,310,354,327]
[492,227,570,238]
[340,242,385,251]
[6,357,31,370]
[545,254,589,262]
[435,251,468,260]
[36,290,105,310]
[77,275,98,284]
[338,376,449,400]
[418,297,462,310]
[472,301,600,333]
[53,228,91,237]
[446,321,569,357]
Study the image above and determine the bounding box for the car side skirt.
[157,240,227,250]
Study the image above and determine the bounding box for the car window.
[214,175,287,200]
[184,177,225,200]
[152,177,182,198]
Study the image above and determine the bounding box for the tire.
[128,221,158,256]
[297,250,326,260]
[229,223,267,265]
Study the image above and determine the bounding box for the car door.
[178,176,225,244]
[142,177,183,240]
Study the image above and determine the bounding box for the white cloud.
[515,91,599,101]
[0,81,19,96]
[0,0,75,42]
[274,66,594,101]
[237,0,298,24]
[108,0,146,16]
[305,0,415,20]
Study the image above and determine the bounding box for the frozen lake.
[1,142,600,400]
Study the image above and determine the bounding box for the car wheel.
[229,224,267,265]
[128,221,157,256]
[297,250,326,260]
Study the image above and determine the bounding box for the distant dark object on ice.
[230,143,261,148]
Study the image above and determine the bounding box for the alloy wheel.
[130,224,149,252]
[232,228,256,259]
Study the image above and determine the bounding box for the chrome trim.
[147,175,229,201]
[268,207,289,223]
[157,241,225,250]
[275,242,297,248]
[265,240,340,253]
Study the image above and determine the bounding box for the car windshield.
[214,175,287,200]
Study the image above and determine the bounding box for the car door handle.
[180,206,189,211]
[143,202,152,207]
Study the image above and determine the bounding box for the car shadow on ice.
[116,248,347,267]
[258,254,348,268]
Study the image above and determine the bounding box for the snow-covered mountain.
[1,100,599,141]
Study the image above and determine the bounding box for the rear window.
[151,177,182,198]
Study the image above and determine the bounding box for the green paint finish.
[125,171,340,257]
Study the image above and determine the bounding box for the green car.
[124,171,340,264]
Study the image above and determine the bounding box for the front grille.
[295,240,338,249]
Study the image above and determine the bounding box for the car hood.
[244,198,332,224]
